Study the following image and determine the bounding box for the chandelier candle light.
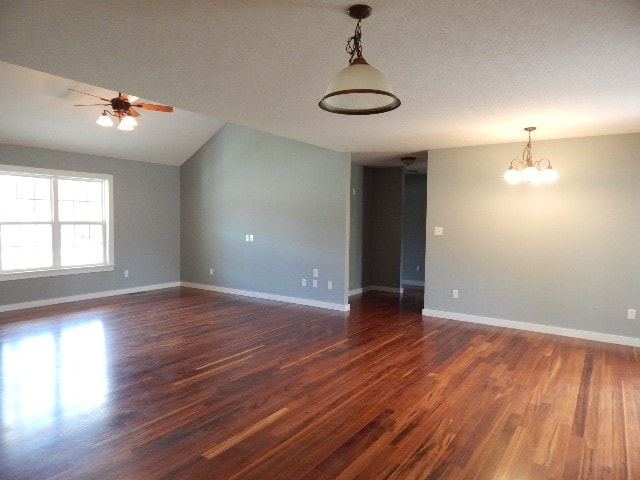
[503,127,559,185]
[319,4,400,115]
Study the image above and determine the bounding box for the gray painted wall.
[0,143,180,305]
[349,163,364,292]
[362,167,404,289]
[424,133,640,338]
[181,123,350,306]
[401,173,426,284]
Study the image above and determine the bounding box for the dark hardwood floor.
[0,287,638,479]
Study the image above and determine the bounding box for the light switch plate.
[434,227,444,236]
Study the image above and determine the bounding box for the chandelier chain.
[522,130,533,166]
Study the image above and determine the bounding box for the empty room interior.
[0,1,639,479]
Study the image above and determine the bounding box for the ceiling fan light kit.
[118,114,137,130]
[71,90,173,131]
[319,4,400,115]
[96,112,114,127]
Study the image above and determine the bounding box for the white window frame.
[0,164,114,281]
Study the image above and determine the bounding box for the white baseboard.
[0,282,181,313]
[421,308,640,348]
[402,280,425,287]
[366,286,404,294]
[182,282,350,312]
[348,285,404,296]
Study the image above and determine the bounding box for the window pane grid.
[0,175,52,222]
[60,224,104,267]
[0,167,111,275]
[58,179,104,222]
[0,224,53,271]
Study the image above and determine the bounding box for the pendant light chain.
[346,20,364,64]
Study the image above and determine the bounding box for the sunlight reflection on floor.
[1,319,108,429]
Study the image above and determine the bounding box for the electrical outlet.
[312,279,318,288]
[245,234,250,241]
[628,308,636,320]
[209,268,213,275]
[416,265,422,272]
[327,281,333,290]
[434,226,444,236]
[452,289,459,299]
[313,268,319,278]
[124,269,129,278]
[302,279,307,287]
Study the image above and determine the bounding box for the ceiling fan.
[70,89,173,131]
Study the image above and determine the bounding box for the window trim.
[0,164,114,281]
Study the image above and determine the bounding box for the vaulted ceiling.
[0,0,638,167]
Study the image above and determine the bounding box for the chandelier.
[503,127,559,185]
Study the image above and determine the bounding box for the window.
[0,165,113,281]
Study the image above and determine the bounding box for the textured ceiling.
[0,0,638,168]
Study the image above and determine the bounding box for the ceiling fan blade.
[73,103,110,107]
[128,107,141,117]
[68,89,110,102]
[134,103,173,112]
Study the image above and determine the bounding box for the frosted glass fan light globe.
[119,115,137,129]
[117,122,134,131]
[96,114,113,127]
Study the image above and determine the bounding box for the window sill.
[0,264,115,282]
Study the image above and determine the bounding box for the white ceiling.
[0,0,638,168]
[0,61,225,166]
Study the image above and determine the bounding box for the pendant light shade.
[319,4,400,115]
[319,59,400,114]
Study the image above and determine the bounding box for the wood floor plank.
[201,407,290,459]
[0,286,638,479]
